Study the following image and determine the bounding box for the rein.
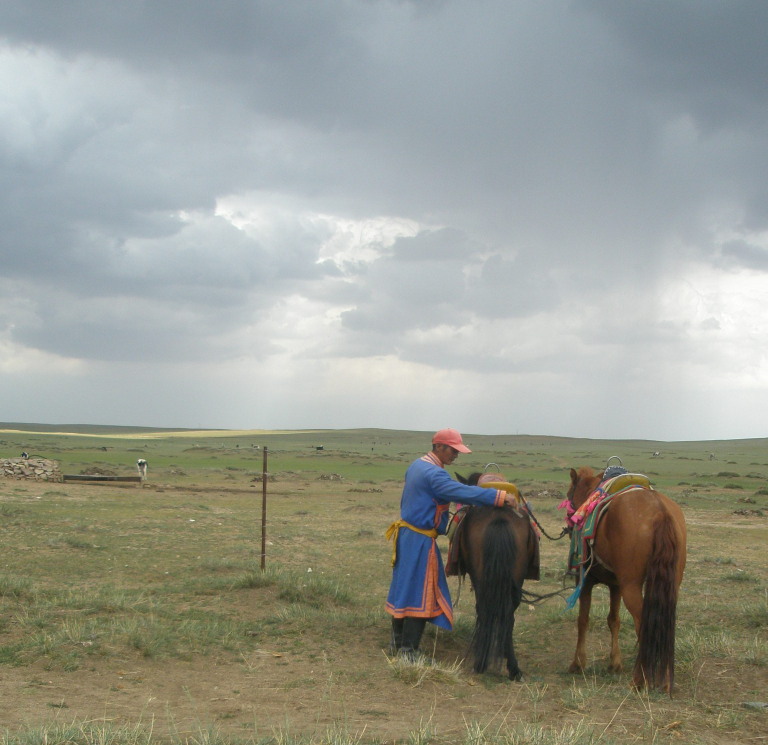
[524,501,570,541]
[521,586,572,605]
[515,497,576,605]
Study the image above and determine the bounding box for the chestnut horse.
[453,473,538,680]
[566,466,687,692]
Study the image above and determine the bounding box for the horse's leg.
[618,581,645,687]
[471,590,488,674]
[607,584,623,672]
[505,615,523,681]
[569,580,593,673]
[619,581,643,637]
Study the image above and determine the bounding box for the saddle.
[570,472,652,531]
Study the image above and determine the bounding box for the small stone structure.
[1,457,62,482]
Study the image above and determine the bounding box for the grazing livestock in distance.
[136,459,148,481]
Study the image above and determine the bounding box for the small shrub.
[63,537,104,550]
[701,556,735,565]
[386,652,462,686]
[724,571,757,582]
[0,574,33,598]
[742,595,768,629]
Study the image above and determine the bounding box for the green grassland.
[5,424,767,490]
[0,425,766,745]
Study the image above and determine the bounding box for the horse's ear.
[569,468,577,483]
[455,472,468,484]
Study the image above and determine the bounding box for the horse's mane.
[575,465,597,480]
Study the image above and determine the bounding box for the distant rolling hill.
[0,422,202,435]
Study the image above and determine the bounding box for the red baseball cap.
[432,428,471,453]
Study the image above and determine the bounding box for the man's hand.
[503,492,518,508]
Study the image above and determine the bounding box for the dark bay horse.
[565,466,687,692]
[453,472,539,680]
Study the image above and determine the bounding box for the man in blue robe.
[385,428,518,659]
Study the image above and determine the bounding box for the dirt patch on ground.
[1,602,766,744]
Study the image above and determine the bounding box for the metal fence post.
[261,446,268,570]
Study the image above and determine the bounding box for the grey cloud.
[720,240,768,271]
[0,1,373,131]
[339,229,476,337]
[7,284,284,363]
[471,253,563,319]
[338,228,564,350]
[388,228,481,262]
[582,0,768,131]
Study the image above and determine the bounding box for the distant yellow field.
[0,427,324,439]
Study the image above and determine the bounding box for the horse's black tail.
[635,509,680,692]
[471,516,522,675]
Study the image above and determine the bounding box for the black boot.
[389,617,404,655]
[399,618,427,661]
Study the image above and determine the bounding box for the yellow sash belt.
[385,519,439,567]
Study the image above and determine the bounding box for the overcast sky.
[1,0,767,441]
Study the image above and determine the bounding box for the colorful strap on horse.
[563,495,616,609]
[385,520,439,567]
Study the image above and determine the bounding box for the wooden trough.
[63,474,142,483]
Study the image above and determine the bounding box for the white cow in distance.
[137,459,148,481]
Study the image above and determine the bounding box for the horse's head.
[455,472,483,486]
[567,466,604,510]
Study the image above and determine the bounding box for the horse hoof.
[510,671,524,682]
[568,662,584,674]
